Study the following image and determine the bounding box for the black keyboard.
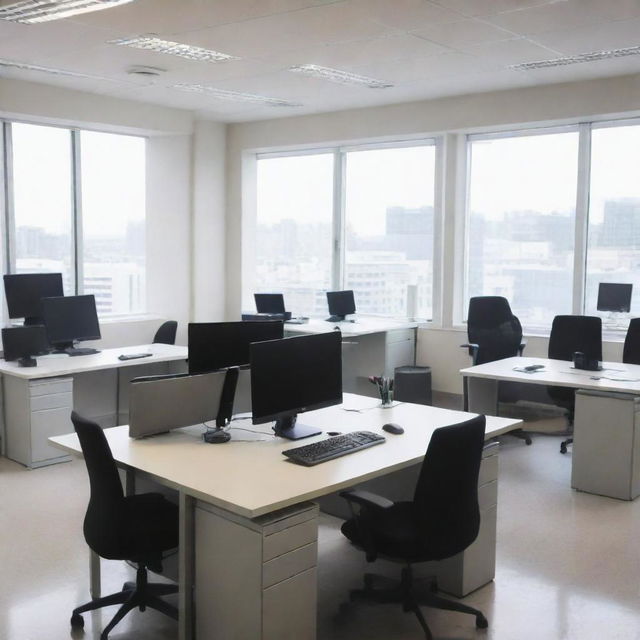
[283,431,385,466]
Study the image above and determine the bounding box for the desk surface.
[284,316,417,337]
[0,343,188,380]
[51,393,520,519]
[461,356,640,394]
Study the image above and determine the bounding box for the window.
[344,145,435,318]
[585,124,640,319]
[254,153,334,316]
[3,122,146,318]
[10,123,75,292]
[80,131,146,315]
[253,142,437,319]
[465,130,579,327]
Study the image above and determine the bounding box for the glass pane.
[80,131,146,316]
[11,123,74,292]
[586,124,640,327]
[254,154,334,316]
[466,131,579,327]
[344,145,435,319]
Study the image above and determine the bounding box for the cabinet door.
[31,406,73,462]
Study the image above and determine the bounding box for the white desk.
[1,343,187,468]
[51,393,521,640]
[461,356,640,499]
[285,317,418,397]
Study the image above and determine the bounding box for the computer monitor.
[597,283,633,313]
[41,295,101,354]
[250,331,343,440]
[326,289,356,322]
[188,321,284,374]
[4,273,64,325]
[254,293,286,314]
[2,326,49,366]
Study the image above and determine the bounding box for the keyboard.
[66,347,100,357]
[283,431,385,466]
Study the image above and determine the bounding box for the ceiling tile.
[411,18,517,48]
[349,0,464,30]
[430,0,562,18]
[461,37,562,65]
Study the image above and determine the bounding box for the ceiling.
[1,0,640,123]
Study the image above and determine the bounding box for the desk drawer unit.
[195,501,318,640]
[4,375,73,468]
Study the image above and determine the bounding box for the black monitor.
[250,331,343,440]
[41,295,101,355]
[4,273,64,325]
[597,283,632,313]
[2,326,49,367]
[188,321,284,374]
[326,289,356,322]
[254,293,286,314]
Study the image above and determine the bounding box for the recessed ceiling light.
[127,65,165,77]
[289,64,393,89]
[172,83,302,107]
[110,35,239,63]
[510,45,640,70]
[0,0,136,24]
[0,57,121,82]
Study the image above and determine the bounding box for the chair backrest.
[467,296,523,365]
[153,320,177,345]
[548,315,602,362]
[413,414,486,560]
[71,411,125,557]
[623,318,640,364]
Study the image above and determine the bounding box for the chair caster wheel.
[70,613,84,628]
[122,581,135,591]
[525,437,532,445]
[560,443,567,454]
[476,614,488,629]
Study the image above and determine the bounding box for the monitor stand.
[273,415,321,440]
[23,317,43,327]
[53,341,100,357]
[325,315,345,322]
[18,356,37,367]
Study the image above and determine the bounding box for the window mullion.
[573,123,591,315]
[3,123,16,276]
[71,129,83,295]
[332,150,345,290]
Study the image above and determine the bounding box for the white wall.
[226,72,640,392]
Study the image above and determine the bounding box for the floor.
[2,432,640,640]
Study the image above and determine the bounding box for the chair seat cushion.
[341,502,428,561]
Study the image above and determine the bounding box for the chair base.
[509,428,533,445]
[560,437,573,454]
[347,566,487,640]
[71,564,178,640]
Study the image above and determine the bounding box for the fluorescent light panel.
[0,57,119,81]
[111,35,238,63]
[173,83,302,107]
[510,45,640,70]
[0,0,135,23]
[289,64,393,89]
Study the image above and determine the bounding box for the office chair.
[462,296,531,444]
[153,320,177,345]
[547,315,602,454]
[340,415,487,640]
[70,411,179,639]
[623,318,640,365]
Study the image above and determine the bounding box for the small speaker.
[394,366,432,406]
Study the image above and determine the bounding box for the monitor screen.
[188,321,284,374]
[254,293,286,314]
[2,326,49,361]
[41,295,101,347]
[250,331,342,438]
[327,290,356,318]
[4,273,64,323]
[597,283,632,313]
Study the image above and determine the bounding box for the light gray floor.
[2,432,640,640]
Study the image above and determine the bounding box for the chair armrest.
[460,342,479,362]
[518,338,527,356]
[339,489,394,512]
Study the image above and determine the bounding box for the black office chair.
[547,315,602,454]
[462,296,531,444]
[340,415,487,640]
[70,412,179,639]
[623,318,640,365]
[153,320,177,345]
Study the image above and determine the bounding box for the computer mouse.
[203,429,231,444]
[382,423,404,435]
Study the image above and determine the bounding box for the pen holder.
[369,375,393,407]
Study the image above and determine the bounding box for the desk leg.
[466,377,499,416]
[90,550,101,599]
[179,492,195,640]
